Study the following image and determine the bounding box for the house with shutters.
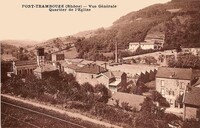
[156,67,193,108]
[75,64,108,86]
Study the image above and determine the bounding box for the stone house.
[97,71,127,92]
[51,53,65,61]
[63,64,80,76]
[75,64,108,86]
[183,87,200,121]
[33,64,59,79]
[156,67,193,108]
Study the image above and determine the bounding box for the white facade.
[129,42,155,52]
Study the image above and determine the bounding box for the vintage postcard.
[1,0,200,128]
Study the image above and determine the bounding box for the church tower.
[36,47,45,67]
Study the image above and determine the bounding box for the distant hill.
[0,40,39,48]
[75,0,200,60]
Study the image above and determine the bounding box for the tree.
[135,97,167,128]
[94,84,110,103]
[82,82,94,93]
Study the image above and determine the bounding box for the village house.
[182,48,200,56]
[51,53,65,61]
[183,87,200,121]
[107,92,145,111]
[33,63,60,79]
[63,64,80,76]
[129,42,154,52]
[156,67,193,108]
[128,41,163,52]
[75,64,108,86]
[97,71,127,92]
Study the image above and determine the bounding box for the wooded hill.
[75,0,200,60]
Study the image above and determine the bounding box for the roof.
[15,60,37,66]
[76,64,107,74]
[107,92,145,111]
[193,69,200,78]
[102,71,115,79]
[112,71,125,78]
[66,59,83,63]
[109,80,121,86]
[65,64,80,70]
[193,78,200,87]
[34,64,57,73]
[184,87,200,106]
[156,67,193,80]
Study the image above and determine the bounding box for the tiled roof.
[66,64,80,70]
[34,64,56,73]
[15,60,37,66]
[184,87,200,106]
[109,80,121,86]
[193,69,200,78]
[156,67,192,80]
[107,92,145,111]
[112,71,125,78]
[76,64,107,74]
[102,71,115,79]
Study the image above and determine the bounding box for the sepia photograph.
[1,0,200,128]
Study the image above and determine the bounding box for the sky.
[0,0,170,42]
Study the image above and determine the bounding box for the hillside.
[75,0,200,60]
[0,40,39,47]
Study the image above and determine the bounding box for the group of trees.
[1,72,177,127]
[167,53,200,69]
[2,72,199,127]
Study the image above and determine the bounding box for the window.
[161,88,165,95]
[161,80,165,87]
[180,91,184,95]
[169,99,173,105]
[180,82,184,89]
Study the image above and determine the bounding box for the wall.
[96,75,110,88]
[185,106,198,119]
[156,77,190,107]
[64,67,76,76]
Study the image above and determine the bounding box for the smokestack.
[104,63,107,69]
[115,41,118,63]
[98,65,101,73]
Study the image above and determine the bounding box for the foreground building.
[76,64,108,85]
[183,87,200,120]
[33,64,60,79]
[97,71,127,92]
[156,67,193,108]
[75,63,127,92]
[107,92,145,111]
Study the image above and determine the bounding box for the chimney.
[104,63,107,69]
[98,65,101,73]
[115,41,118,63]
